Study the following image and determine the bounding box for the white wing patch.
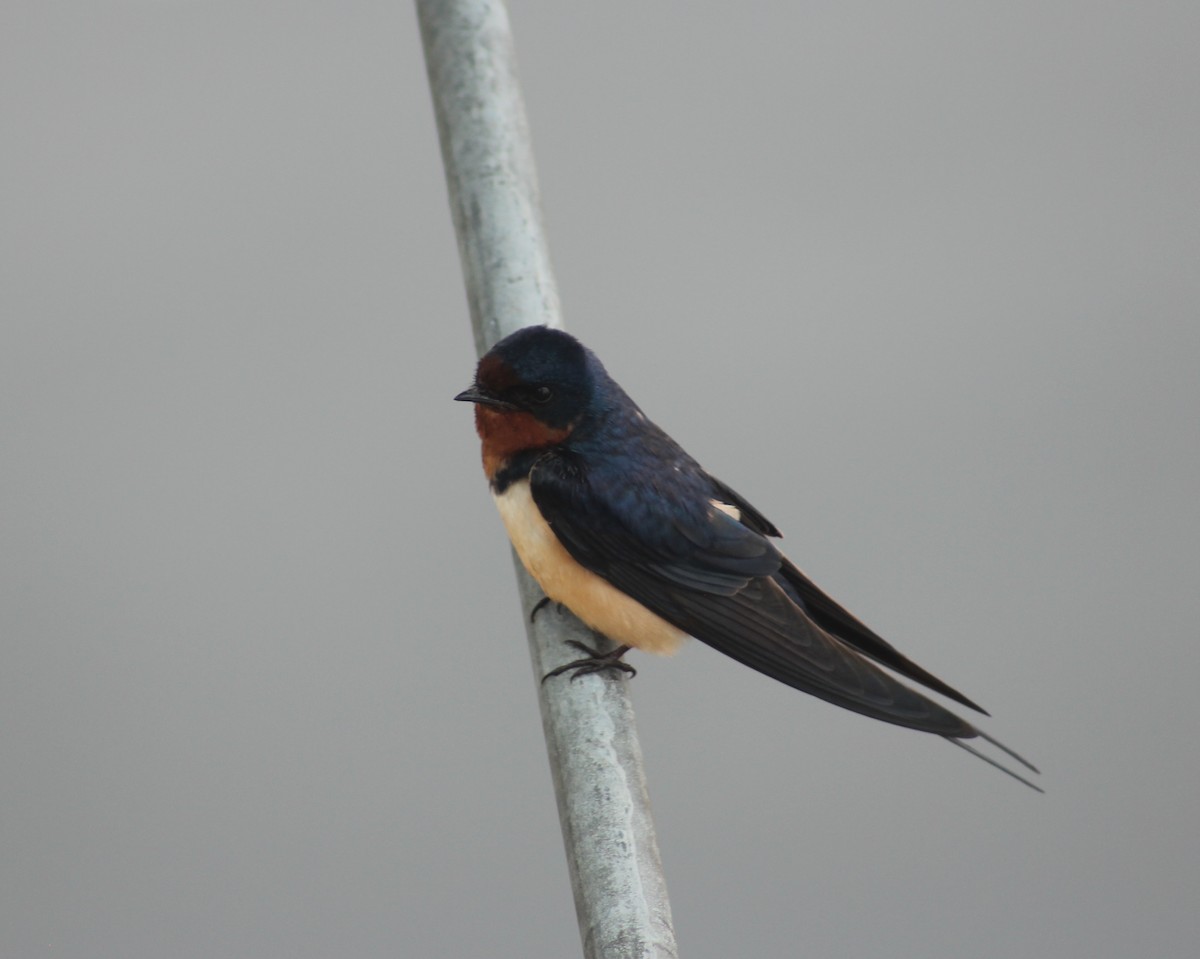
[710,498,742,521]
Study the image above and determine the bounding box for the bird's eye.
[530,385,554,404]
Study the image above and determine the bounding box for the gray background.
[3,2,1198,957]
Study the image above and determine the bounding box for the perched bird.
[456,326,1040,791]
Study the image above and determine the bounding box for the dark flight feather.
[704,474,989,714]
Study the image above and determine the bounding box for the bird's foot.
[541,640,636,683]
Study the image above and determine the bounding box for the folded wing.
[531,455,976,737]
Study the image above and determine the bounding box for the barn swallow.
[456,326,1041,791]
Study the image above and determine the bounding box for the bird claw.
[541,639,636,683]
[529,596,566,623]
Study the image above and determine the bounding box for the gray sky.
[3,2,1199,957]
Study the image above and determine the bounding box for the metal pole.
[415,3,679,957]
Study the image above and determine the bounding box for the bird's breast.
[492,479,688,656]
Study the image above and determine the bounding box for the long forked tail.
[946,730,1043,793]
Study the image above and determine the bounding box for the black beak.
[454,385,517,410]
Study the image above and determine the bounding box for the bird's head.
[455,326,595,482]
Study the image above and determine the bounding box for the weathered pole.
[416,2,678,956]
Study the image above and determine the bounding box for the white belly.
[492,480,688,656]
